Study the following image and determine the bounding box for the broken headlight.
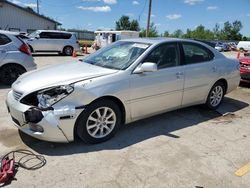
[37,85,74,108]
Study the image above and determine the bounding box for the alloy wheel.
[64,47,73,56]
[86,107,116,138]
[210,85,223,107]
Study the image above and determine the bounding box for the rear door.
[180,42,217,106]
[51,32,72,51]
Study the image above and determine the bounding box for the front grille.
[13,90,23,101]
[240,62,250,69]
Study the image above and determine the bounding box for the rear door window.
[60,33,71,39]
[39,32,50,39]
[0,34,12,45]
[47,32,72,39]
[182,42,214,64]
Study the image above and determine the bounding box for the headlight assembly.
[37,85,74,108]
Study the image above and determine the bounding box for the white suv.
[25,30,81,56]
[237,41,250,52]
[0,30,36,85]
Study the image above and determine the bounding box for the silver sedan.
[6,38,240,143]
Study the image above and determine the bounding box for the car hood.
[12,61,119,93]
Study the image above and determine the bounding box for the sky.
[10,0,250,36]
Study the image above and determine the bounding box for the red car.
[239,52,250,83]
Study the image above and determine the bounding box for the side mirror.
[133,62,157,74]
[35,36,40,39]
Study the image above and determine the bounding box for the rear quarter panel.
[214,56,240,94]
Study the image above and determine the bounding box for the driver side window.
[144,43,180,69]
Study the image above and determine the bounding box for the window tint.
[182,42,214,64]
[39,32,71,39]
[39,32,50,38]
[0,34,11,45]
[144,43,180,69]
[49,32,72,39]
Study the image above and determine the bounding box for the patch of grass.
[79,40,93,47]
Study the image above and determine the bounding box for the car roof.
[0,30,20,35]
[121,37,208,45]
[36,30,73,34]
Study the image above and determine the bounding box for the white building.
[0,0,61,33]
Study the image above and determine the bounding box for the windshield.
[83,41,150,70]
[28,31,40,38]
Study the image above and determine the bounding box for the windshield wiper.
[101,65,120,70]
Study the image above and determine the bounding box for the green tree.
[181,25,214,40]
[115,16,131,30]
[163,31,170,37]
[213,23,221,39]
[192,25,214,40]
[130,20,140,31]
[139,23,158,37]
[115,15,140,31]
[183,29,192,38]
[220,20,242,40]
[172,29,184,38]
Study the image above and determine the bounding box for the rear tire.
[206,81,225,110]
[63,46,73,56]
[76,99,122,144]
[0,64,26,85]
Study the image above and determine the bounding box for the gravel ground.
[0,51,249,188]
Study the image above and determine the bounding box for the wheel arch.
[205,78,228,102]
[215,78,228,93]
[0,63,27,72]
[62,45,74,53]
[28,45,34,52]
[73,95,127,140]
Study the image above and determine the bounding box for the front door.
[129,42,185,120]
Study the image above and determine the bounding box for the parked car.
[25,30,80,56]
[194,39,216,48]
[0,30,36,85]
[215,42,230,52]
[239,52,250,83]
[237,41,250,52]
[6,38,240,144]
[228,42,237,51]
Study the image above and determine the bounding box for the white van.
[25,30,80,56]
[93,30,139,49]
[237,41,250,51]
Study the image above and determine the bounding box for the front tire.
[0,64,26,85]
[76,99,121,144]
[206,82,225,110]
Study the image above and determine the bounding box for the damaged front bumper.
[6,90,84,143]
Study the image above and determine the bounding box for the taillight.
[19,43,31,55]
